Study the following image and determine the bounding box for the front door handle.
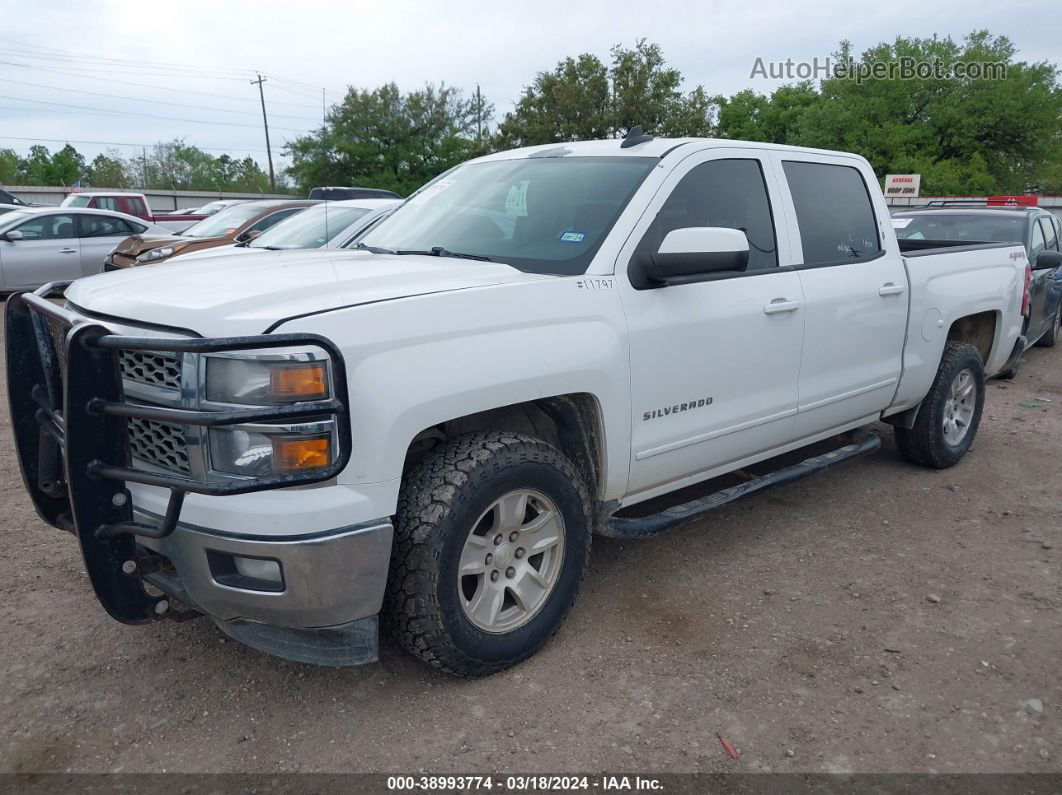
[763,298,801,314]
[879,283,906,296]
[59,248,78,254]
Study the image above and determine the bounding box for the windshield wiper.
[395,246,493,262]
[354,242,396,255]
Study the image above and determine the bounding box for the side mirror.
[2,229,23,242]
[1033,250,1062,271]
[235,228,263,244]
[640,227,750,284]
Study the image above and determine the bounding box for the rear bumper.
[138,514,393,629]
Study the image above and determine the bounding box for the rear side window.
[634,158,778,271]
[782,161,881,266]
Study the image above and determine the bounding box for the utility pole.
[322,88,326,125]
[474,84,483,141]
[251,73,276,192]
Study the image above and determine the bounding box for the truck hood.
[65,249,547,337]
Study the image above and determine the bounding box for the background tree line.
[4,32,1060,197]
[0,140,274,193]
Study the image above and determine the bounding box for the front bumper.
[138,514,392,629]
[4,283,387,666]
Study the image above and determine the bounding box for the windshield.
[358,156,655,275]
[250,204,370,249]
[893,213,1026,245]
[179,203,270,238]
[64,195,91,207]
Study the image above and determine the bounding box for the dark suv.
[892,203,1062,351]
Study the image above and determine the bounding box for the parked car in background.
[308,186,402,201]
[175,198,400,263]
[61,191,206,232]
[893,205,1062,349]
[0,207,167,292]
[103,199,316,270]
[164,199,248,217]
[0,187,31,207]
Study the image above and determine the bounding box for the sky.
[1,0,1060,174]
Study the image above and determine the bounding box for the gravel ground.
[0,314,1059,775]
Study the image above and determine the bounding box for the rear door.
[0,213,81,289]
[76,214,142,275]
[768,153,909,439]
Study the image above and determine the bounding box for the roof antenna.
[620,125,654,148]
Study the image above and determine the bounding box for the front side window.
[783,161,881,266]
[358,156,655,276]
[1039,217,1058,252]
[633,158,778,272]
[14,213,76,240]
[1030,219,1046,260]
[96,197,120,212]
[64,195,91,208]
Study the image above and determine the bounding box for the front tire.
[384,432,591,676]
[895,341,985,469]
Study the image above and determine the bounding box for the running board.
[602,429,881,539]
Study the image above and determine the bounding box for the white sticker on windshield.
[891,218,913,228]
[505,181,529,217]
[409,179,456,206]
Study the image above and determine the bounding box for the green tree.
[284,82,489,195]
[87,151,128,188]
[0,148,20,185]
[496,40,714,147]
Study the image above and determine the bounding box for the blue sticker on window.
[559,231,586,243]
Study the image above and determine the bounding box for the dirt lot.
[0,315,1059,776]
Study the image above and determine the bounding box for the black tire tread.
[1034,306,1059,348]
[383,431,591,676]
[895,341,984,469]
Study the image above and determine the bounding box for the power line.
[0,134,271,155]
[0,92,315,133]
[0,76,322,123]
[0,59,323,108]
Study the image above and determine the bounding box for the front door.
[0,213,81,290]
[619,149,805,498]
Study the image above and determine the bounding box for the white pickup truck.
[7,135,1030,676]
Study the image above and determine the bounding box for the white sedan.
[175,198,399,262]
[0,207,169,292]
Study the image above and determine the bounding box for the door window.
[633,158,778,275]
[13,214,76,240]
[782,161,881,266]
[94,197,121,212]
[1030,219,1046,260]
[246,208,303,235]
[1039,217,1058,251]
[78,214,135,238]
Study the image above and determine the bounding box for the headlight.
[209,425,335,477]
[203,351,337,479]
[205,356,330,404]
[136,246,177,262]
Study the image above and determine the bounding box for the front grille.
[119,350,182,391]
[127,416,191,474]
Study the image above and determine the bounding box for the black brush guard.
[5,283,352,625]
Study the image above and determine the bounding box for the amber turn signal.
[272,435,331,473]
[270,362,328,400]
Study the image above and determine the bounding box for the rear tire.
[384,432,591,676]
[1035,305,1060,348]
[895,341,985,469]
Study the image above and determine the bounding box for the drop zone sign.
[884,174,921,198]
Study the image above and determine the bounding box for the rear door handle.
[59,248,78,254]
[879,283,905,296]
[763,298,800,314]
